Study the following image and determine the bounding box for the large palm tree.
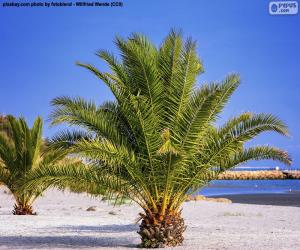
[0,115,65,215]
[22,31,291,247]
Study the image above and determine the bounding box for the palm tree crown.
[23,30,291,247]
[0,115,65,214]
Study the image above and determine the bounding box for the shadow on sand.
[0,224,140,249]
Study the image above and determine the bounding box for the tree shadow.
[0,224,140,249]
[55,223,138,233]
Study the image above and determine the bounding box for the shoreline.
[210,192,300,207]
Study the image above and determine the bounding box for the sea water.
[198,166,300,196]
[199,179,300,196]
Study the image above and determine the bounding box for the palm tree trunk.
[12,203,36,215]
[138,210,186,248]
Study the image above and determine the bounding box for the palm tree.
[22,31,291,247]
[0,115,65,215]
[0,115,10,187]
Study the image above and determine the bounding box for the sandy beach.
[1,187,300,250]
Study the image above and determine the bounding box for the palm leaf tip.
[229,146,292,168]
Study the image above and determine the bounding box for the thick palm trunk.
[12,203,36,215]
[138,210,186,248]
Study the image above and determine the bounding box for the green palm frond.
[218,146,291,171]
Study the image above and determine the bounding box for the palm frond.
[218,146,291,171]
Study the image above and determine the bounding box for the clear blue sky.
[0,0,299,167]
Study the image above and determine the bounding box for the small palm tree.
[23,31,291,247]
[0,115,65,215]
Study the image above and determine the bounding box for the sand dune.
[1,187,300,249]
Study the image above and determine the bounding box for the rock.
[185,195,194,202]
[86,206,97,211]
[194,195,206,201]
[185,195,231,203]
[205,197,232,203]
[214,198,232,203]
[108,211,117,215]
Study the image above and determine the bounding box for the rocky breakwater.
[218,170,288,180]
[185,195,232,203]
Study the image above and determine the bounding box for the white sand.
[0,186,300,250]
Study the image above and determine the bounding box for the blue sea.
[198,167,300,196]
[199,179,300,196]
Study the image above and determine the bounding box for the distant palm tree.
[22,31,291,247]
[0,115,65,215]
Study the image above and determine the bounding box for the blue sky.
[0,0,299,167]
